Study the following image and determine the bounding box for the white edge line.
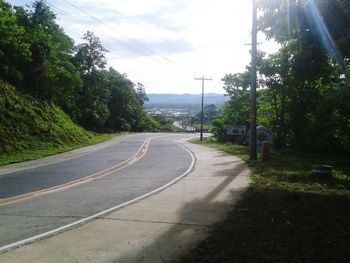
[0,141,196,254]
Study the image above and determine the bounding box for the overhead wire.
[61,0,229,78]
[212,35,252,91]
[61,0,174,63]
[48,0,252,89]
[47,1,194,81]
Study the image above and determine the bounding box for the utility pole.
[249,0,258,160]
[195,76,212,141]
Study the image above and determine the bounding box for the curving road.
[0,133,195,248]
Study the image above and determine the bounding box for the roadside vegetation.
[0,81,117,165]
[175,138,350,262]
[0,0,164,133]
[211,0,350,155]
[0,0,176,164]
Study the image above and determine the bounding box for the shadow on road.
[111,152,249,263]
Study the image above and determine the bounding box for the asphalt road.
[0,133,195,247]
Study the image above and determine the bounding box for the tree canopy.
[213,0,350,154]
[0,0,161,133]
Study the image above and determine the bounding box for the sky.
[7,0,278,94]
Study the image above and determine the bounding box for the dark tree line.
[213,0,350,154]
[0,0,157,132]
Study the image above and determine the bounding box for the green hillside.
[0,81,112,165]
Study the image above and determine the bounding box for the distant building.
[147,110,163,116]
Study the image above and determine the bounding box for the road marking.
[0,140,195,254]
[0,138,151,207]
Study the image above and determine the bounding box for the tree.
[256,0,350,152]
[135,82,148,105]
[74,31,108,74]
[203,104,218,124]
[14,1,78,101]
[0,1,30,86]
[258,0,339,150]
[258,0,350,61]
[74,31,110,130]
[0,1,154,134]
[221,72,251,127]
[105,68,145,131]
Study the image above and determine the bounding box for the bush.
[210,118,227,142]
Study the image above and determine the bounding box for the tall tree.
[256,0,350,152]
[135,82,149,105]
[0,1,30,85]
[74,31,108,74]
[106,68,144,131]
[74,31,110,129]
[15,1,78,100]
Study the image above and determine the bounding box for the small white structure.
[256,125,273,152]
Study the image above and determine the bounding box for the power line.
[49,0,251,93]
[61,0,176,65]
[211,35,251,90]
[47,2,194,81]
[48,4,96,33]
[50,0,196,78]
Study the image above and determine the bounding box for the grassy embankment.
[176,137,350,263]
[0,81,116,166]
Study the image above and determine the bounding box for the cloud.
[6,0,278,94]
[104,37,193,58]
[46,0,191,58]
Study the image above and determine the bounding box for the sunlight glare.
[308,0,346,73]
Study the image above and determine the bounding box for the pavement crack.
[99,217,209,227]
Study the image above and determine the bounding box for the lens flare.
[287,0,291,36]
[308,0,346,73]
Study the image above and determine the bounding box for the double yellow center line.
[0,138,151,207]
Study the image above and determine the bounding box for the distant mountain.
[146,93,228,106]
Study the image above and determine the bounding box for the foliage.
[0,0,154,137]
[139,115,177,132]
[213,0,350,154]
[191,104,219,129]
[0,80,114,165]
[257,0,350,152]
[152,116,178,132]
[210,118,226,142]
[203,104,219,124]
[0,1,30,85]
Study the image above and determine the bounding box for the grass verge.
[175,137,350,263]
[0,133,118,166]
[0,81,122,166]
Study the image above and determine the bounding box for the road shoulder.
[0,140,251,263]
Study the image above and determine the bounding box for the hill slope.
[0,81,109,165]
[145,93,228,106]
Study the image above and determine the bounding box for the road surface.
[0,133,195,248]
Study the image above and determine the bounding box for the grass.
[0,133,117,166]
[0,81,120,166]
[175,137,350,263]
